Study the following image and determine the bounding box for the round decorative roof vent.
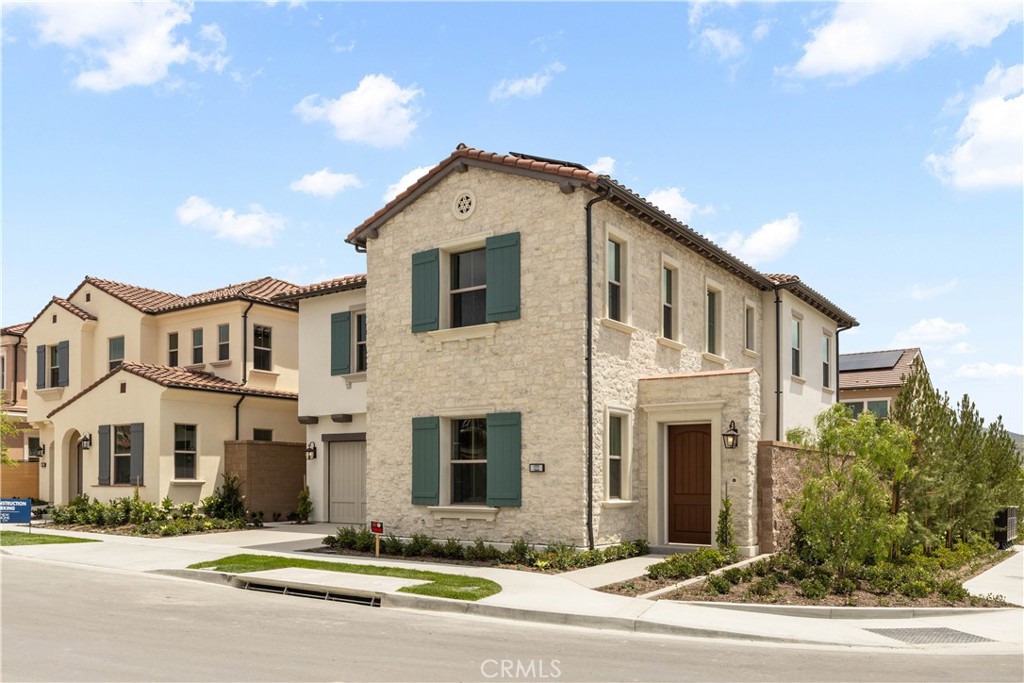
[452,191,476,220]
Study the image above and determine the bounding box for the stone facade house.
[344,144,857,555]
[24,276,305,509]
[839,348,924,420]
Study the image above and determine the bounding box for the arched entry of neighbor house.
[61,430,85,503]
[667,424,712,544]
[326,435,366,525]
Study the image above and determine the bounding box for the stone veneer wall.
[756,440,807,553]
[224,441,305,520]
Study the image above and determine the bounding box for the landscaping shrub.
[296,486,313,523]
[504,537,536,565]
[202,473,246,521]
[898,580,933,599]
[404,533,433,557]
[704,573,732,595]
[437,537,465,560]
[381,533,405,555]
[937,579,969,602]
[747,575,779,598]
[720,567,745,585]
[798,578,829,600]
[715,497,738,561]
[831,576,858,596]
[647,548,727,581]
[465,538,503,563]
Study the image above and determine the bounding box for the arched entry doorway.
[62,430,85,502]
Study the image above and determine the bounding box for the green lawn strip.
[188,553,501,601]
[1,530,99,546]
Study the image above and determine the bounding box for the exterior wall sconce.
[722,421,740,449]
[80,434,93,450]
[305,442,317,460]
[30,444,46,457]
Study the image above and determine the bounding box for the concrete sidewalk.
[2,523,1021,654]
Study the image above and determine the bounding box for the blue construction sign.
[0,498,32,524]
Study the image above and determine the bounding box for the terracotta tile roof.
[82,277,185,312]
[344,144,858,328]
[48,362,297,418]
[275,274,368,302]
[159,276,301,312]
[1,322,30,336]
[839,348,923,391]
[50,297,97,321]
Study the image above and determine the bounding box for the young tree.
[787,404,913,577]
[1,393,21,467]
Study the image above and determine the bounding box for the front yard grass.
[1,530,99,546]
[188,553,502,601]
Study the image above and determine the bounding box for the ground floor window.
[113,425,132,484]
[253,428,273,441]
[451,418,488,504]
[174,424,197,479]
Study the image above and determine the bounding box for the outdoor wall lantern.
[722,421,740,449]
[305,442,317,460]
[30,444,46,457]
[80,434,92,450]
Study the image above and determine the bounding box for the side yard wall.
[224,441,305,521]
[1,461,40,499]
[756,440,806,553]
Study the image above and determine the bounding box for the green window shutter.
[486,411,521,507]
[485,232,521,322]
[411,249,439,332]
[36,345,46,389]
[130,423,145,486]
[330,312,351,375]
[98,425,111,485]
[411,416,440,505]
[57,340,70,387]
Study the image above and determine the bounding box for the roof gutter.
[585,188,611,550]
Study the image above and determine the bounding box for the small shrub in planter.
[438,537,465,560]
[404,533,433,557]
[504,537,535,565]
[747,575,779,598]
[799,578,829,600]
[296,486,313,523]
[720,567,745,585]
[898,580,932,599]
[465,539,502,563]
[937,579,969,602]
[832,577,858,596]
[704,573,732,595]
[381,533,405,555]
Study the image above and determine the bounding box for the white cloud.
[925,63,1023,190]
[752,19,772,42]
[176,196,285,247]
[782,1,1021,82]
[589,156,616,175]
[289,168,362,197]
[383,165,433,203]
[490,62,566,102]
[910,277,959,300]
[954,363,1024,379]
[722,213,801,264]
[294,74,423,147]
[892,318,970,346]
[17,1,229,92]
[700,28,744,61]
[646,187,715,224]
[950,342,976,355]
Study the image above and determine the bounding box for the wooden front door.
[668,424,712,544]
[329,441,367,525]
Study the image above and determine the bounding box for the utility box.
[994,506,1018,549]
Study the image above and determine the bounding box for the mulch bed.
[307,545,547,571]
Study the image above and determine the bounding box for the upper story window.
[218,324,230,361]
[822,335,832,388]
[661,263,677,340]
[108,336,125,371]
[744,303,756,352]
[253,325,272,370]
[844,400,889,420]
[791,317,803,377]
[191,328,204,365]
[411,232,520,333]
[705,283,723,356]
[168,333,179,367]
[36,341,69,389]
[607,238,623,321]
[331,310,368,376]
[355,312,368,373]
[1,356,6,396]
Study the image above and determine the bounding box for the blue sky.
[2,1,1022,431]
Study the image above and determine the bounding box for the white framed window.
[168,333,179,367]
[113,425,132,485]
[660,256,680,341]
[843,400,889,420]
[449,417,488,505]
[49,345,61,386]
[355,311,368,372]
[218,324,230,361]
[174,424,197,479]
[744,301,756,352]
[253,325,272,370]
[450,247,486,328]
[822,333,832,388]
[1,355,6,395]
[191,328,203,365]
[605,408,633,501]
[791,315,803,377]
[108,336,125,371]
[705,279,723,356]
[605,227,630,323]
[253,428,273,441]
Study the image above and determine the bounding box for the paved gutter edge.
[674,601,1022,619]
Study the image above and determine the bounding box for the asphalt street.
[3,556,1022,683]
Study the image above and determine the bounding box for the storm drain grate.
[865,627,994,645]
[240,581,380,608]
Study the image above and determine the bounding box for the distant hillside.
[1011,431,1024,453]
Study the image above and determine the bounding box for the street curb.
[676,601,1022,620]
[150,568,236,586]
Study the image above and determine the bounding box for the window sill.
[343,372,367,388]
[170,479,206,486]
[791,375,806,385]
[92,484,145,488]
[601,499,636,509]
[34,387,65,400]
[426,323,497,344]
[741,348,760,360]
[600,317,636,335]
[822,386,835,395]
[249,368,280,378]
[702,352,728,365]
[185,363,205,371]
[656,337,685,351]
[427,505,499,522]
[209,360,232,368]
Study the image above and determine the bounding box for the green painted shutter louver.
[486,412,521,507]
[485,232,521,322]
[98,425,111,485]
[130,423,144,486]
[411,249,440,332]
[330,312,351,375]
[57,340,69,387]
[411,416,440,505]
[36,345,45,389]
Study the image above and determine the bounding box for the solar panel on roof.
[839,350,904,372]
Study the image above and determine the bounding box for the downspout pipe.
[241,301,255,385]
[234,395,246,441]
[585,189,611,550]
[11,333,23,405]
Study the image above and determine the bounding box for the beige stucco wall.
[25,301,94,424]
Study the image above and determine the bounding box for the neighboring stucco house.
[343,144,857,555]
[275,275,368,524]
[24,276,305,507]
[2,322,42,499]
[838,348,924,420]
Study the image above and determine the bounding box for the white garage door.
[329,440,366,525]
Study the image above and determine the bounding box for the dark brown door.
[668,424,712,544]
